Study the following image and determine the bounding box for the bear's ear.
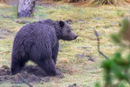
[59,21,64,28]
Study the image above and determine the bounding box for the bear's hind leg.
[11,57,27,75]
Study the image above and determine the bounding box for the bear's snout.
[74,35,78,39]
[71,33,78,40]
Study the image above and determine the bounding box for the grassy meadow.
[0,2,130,87]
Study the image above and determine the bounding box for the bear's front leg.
[52,42,59,64]
[36,58,57,76]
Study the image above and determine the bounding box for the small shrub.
[96,18,130,87]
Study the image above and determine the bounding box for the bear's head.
[57,21,78,41]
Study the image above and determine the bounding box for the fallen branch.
[18,74,33,87]
[94,29,109,59]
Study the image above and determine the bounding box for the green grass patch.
[0,3,130,87]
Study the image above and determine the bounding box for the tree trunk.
[17,0,35,18]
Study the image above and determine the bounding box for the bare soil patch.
[0,65,63,84]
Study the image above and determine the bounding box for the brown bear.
[11,19,78,76]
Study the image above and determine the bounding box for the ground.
[0,2,130,87]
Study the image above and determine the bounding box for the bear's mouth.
[64,37,77,41]
[69,35,78,40]
[61,35,78,41]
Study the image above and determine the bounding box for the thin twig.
[94,29,108,59]
[18,74,33,87]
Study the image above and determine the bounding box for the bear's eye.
[67,30,71,33]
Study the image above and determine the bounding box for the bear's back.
[13,19,58,49]
[15,19,56,39]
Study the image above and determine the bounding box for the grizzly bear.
[11,19,78,76]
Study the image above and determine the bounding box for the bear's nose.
[74,35,78,39]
